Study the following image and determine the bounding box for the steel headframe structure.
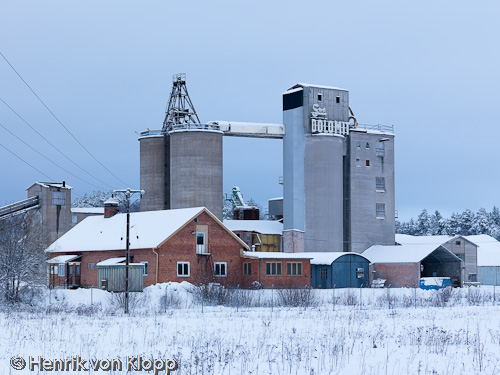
[162,73,201,133]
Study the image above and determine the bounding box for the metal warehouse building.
[310,253,370,288]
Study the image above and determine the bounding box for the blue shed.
[310,253,370,288]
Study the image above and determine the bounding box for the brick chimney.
[103,197,119,218]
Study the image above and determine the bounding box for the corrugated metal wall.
[98,265,144,292]
[478,266,500,285]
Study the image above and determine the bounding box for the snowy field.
[2,283,500,375]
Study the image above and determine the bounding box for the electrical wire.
[0,97,115,189]
[0,51,130,187]
[0,143,54,180]
[0,121,106,190]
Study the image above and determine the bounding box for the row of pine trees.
[396,207,500,240]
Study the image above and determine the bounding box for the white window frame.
[376,203,386,219]
[141,261,149,276]
[376,177,385,192]
[196,232,206,254]
[177,262,190,277]
[58,264,65,277]
[214,262,227,277]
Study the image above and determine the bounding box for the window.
[376,177,385,192]
[58,264,65,276]
[454,253,465,261]
[141,261,148,276]
[52,191,66,206]
[366,160,370,167]
[336,96,340,104]
[366,142,370,149]
[69,266,73,275]
[468,273,477,282]
[214,262,227,277]
[317,93,322,101]
[356,267,365,279]
[376,141,385,157]
[243,262,251,275]
[456,240,461,246]
[76,265,80,275]
[287,262,302,276]
[196,232,205,254]
[356,141,361,149]
[50,265,58,275]
[72,215,77,224]
[320,267,328,279]
[266,262,282,276]
[177,262,190,277]
[88,263,95,270]
[376,203,386,219]
[194,218,198,223]
[355,158,361,167]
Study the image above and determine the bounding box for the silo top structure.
[139,74,224,219]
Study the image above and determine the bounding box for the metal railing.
[355,123,394,133]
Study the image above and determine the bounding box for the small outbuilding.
[310,253,370,288]
[97,257,145,292]
[363,244,463,287]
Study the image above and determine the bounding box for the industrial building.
[0,181,103,244]
[139,75,395,255]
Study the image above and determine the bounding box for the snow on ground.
[3,284,500,374]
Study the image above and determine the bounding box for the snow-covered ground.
[3,284,500,374]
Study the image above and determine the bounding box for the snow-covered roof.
[308,252,369,265]
[224,220,283,235]
[241,251,368,264]
[96,257,126,266]
[395,233,478,247]
[469,234,500,266]
[268,197,283,202]
[289,83,348,92]
[362,244,459,263]
[47,254,81,264]
[47,207,248,253]
[26,181,72,190]
[242,252,313,260]
[71,207,105,214]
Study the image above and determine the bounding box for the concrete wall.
[304,135,344,251]
[345,131,395,253]
[27,183,72,244]
[139,135,168,212]
[169,131,223,220]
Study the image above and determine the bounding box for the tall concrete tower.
[139,74,223,219]
[282,83,395,253]
[283,84,349,252]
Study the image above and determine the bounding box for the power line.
[0,97,115,190]
[0,143,54,180]
[0,51,130,187]
[0,121,106,190]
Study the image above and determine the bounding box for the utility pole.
[113,188,144,314]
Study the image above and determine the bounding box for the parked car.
[419,277,452,290]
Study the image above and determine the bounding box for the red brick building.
[46,207,312,289]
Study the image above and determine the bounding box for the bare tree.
[0,211,47,303]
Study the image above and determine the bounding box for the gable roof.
[363,244,461,264]
[46,207,248,253]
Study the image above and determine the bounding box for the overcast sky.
[0,1,498,221]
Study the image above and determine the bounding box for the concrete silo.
[139,74,223,220]
[283,83,349,253]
